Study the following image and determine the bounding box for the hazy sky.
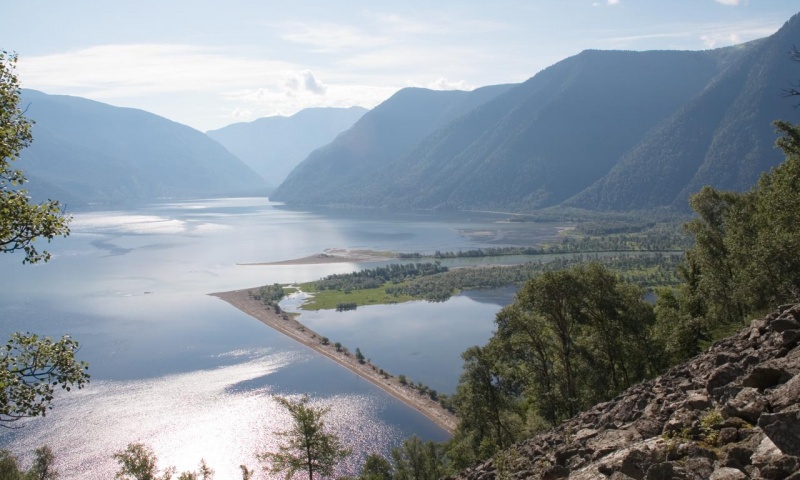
[3,1,798,131]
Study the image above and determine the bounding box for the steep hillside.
[19,90,267,205]
[569,13,800,210]
[454,304,800,479]
[206,107,367,189]
[380,49,721,210]
[271,84,514,204]
[274,11,800,212]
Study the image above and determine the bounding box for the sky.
[3,1,798,132]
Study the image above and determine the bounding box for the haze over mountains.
[19,90,267,204]
[273,12,800,212]
[207,107,367,191]
[17,11,800,211]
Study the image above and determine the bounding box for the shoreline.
[209,288,458,434]
[238,248,394,266]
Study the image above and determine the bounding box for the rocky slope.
[454,304,800,480]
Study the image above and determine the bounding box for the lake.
[0,197,562,478]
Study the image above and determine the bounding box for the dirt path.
[209,288,458,434]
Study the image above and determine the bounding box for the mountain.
[568,17,799,210]
[18,89,267,205]
[455,304,800,479]
[273,12,800,212]
[206,107,367,190]
[272,84,515,204]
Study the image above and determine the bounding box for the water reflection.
[0,197,558,477]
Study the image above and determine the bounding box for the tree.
[113,443,214,480]
[27,445,58,480]
[669,121,800,343]
[0,449,23,480]
[260,396,350,480]
[359,453,393,480]
[0,446,58,480]
[1,51,70,264]
[0,51,88,427]
[390,436,447,480]
[354,348,365,364]
[0,333,89,425]
[113,443,160,480]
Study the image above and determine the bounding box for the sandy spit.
[209,288,458,434]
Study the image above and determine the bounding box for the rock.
[759,456,800,480]
[685,391,711,410]
[741,366,786,389]
[758,411,800,456]
[682,456,714,478]
[723,387,769,424]
[771,316,800,333]
[572,428,598,443]
[706,364,745,395]
[721,445,753,470]
[643,462,674,480]
[718,427,738,445]
[709,467,747,480]
[618,449,652,480]
[451,304,800,480]
[768,374,800,412]
[751,436,784,467]
[781,329,800,348]
[541,464,569,479]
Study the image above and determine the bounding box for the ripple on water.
[0,348,405,479]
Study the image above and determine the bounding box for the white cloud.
[598,20,778,50]
[700,32,741,48]
[408,78,473,91]
[593,0,621,6]
[715,0,740,5]
[277,22,386,52]
[17,44,296,98]
[229,107,254,121]
[284,70,327,95]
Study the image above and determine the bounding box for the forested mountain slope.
[19,89,267,205]
[274,12,800,212]
[569,13,800,210]
[207,107,367,190]
[271,84,514,204]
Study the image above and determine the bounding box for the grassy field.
[296,282,418,311]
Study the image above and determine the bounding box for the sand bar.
[210,288,458,434]
[239,248,395,266]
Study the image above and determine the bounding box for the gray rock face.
[452,304,800,480]
[758,412,800,456]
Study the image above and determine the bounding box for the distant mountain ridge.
[206,107,367,190]
[273,12,800,212]
[274,84,515,204]
[19,90,267,205]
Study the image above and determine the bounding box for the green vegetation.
[653,120,800,362]
[385,253,681,302]
[0,446,58,480]
[252,284,287,304]
[113,443,215,480]
[0,51,89,427]
[445,263,660,465]
[347,121,800,476]
[306,263,449,291]
[259,396,350,480]
[299,284,417,311]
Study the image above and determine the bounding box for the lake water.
[0,197,560,478]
